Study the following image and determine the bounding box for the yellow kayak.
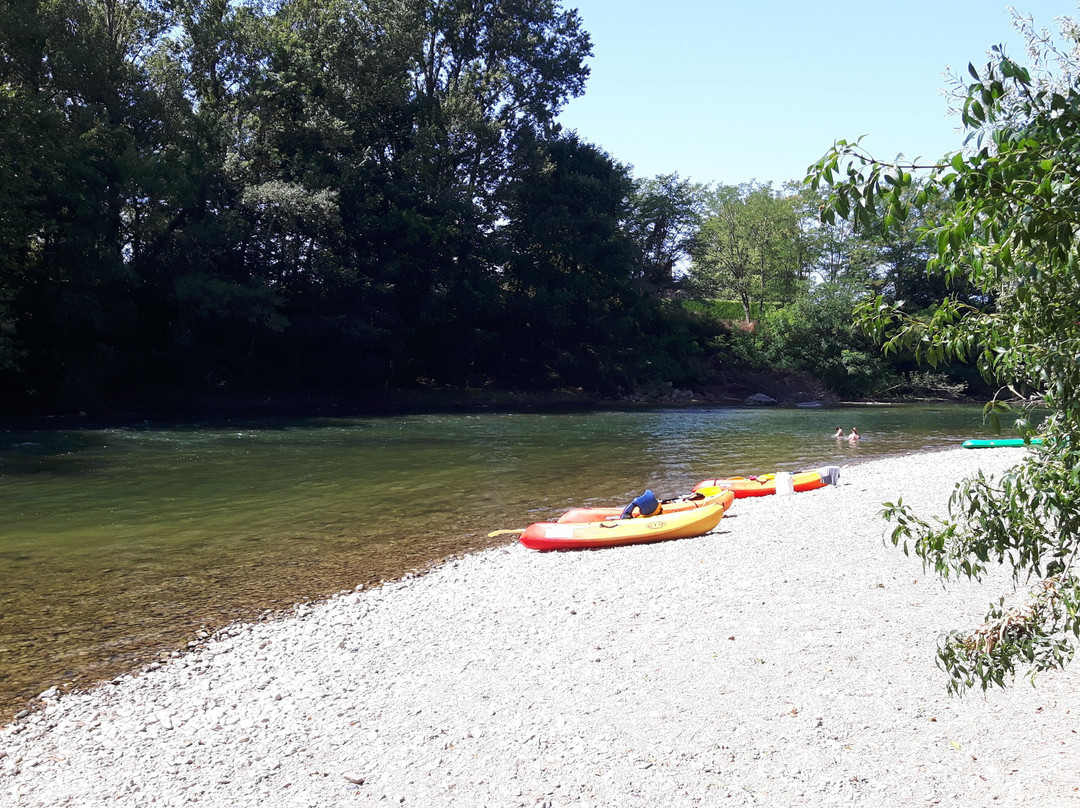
[519,499,728,551]
[557,488,735,523]
[693,470,830,498]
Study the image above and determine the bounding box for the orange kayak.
[519,499,728,551]
[557,488,735,523]
[693,470,829,498]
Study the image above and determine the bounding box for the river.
[0,403,1015,719]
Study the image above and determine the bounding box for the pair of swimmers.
[833,426,860,441]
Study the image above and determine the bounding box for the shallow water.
[0,403,1015,718]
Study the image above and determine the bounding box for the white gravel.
[3,447,1079,807]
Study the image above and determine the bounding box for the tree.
[807,13,1080,692]
[687,183,803,323]
[138,0,593,392]
[761,283,894,399]
[0,0,177,403]
[405,0,591,203]
[499,134,651,390]
[791,186,878,288]
[627,173,708,289]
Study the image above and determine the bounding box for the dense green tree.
[794,184,974,310]
[499,134,654,390]
[795,186,888,290]
[627,173,708,289]
[784,184,986,399]
[0,0,740,409]
[405,0,590,202]
[0,0,60,370]
[0,0,177,402]
[687,183,804,323]
[761,283,894,399]
[0,0,603,404]
[237,0,594,388]
[808,14,1080,691]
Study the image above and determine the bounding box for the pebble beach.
[2,446,1078,807]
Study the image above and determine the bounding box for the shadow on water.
[0,404,1024,719]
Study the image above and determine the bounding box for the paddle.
[487,528,525,537]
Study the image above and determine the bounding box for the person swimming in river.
[833,426,844,438]
[848,427,861,441]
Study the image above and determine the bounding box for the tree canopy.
[4,0,710,409]
[807,11,1080,692]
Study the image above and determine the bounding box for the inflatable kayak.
[557,488,735,523]
[962,438,1043,449]
[692,468,834,498]
[519,499,728,551]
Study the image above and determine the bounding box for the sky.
[556,0,1077,187]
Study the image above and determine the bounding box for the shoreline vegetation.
[3,447,1077,806]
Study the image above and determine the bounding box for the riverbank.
[0,368,840,422]
[3,447,1077,807]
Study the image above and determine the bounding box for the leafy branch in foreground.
[882,443,1080,693]
[807,17,1080,692]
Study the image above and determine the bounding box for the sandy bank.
[2,447,1078,807]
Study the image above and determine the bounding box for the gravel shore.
[3,447,1078,807]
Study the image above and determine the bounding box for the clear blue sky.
[556,1,1076,186]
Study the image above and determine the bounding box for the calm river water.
[0,403,1013,718]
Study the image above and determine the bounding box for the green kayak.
[961,438,1044,449]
